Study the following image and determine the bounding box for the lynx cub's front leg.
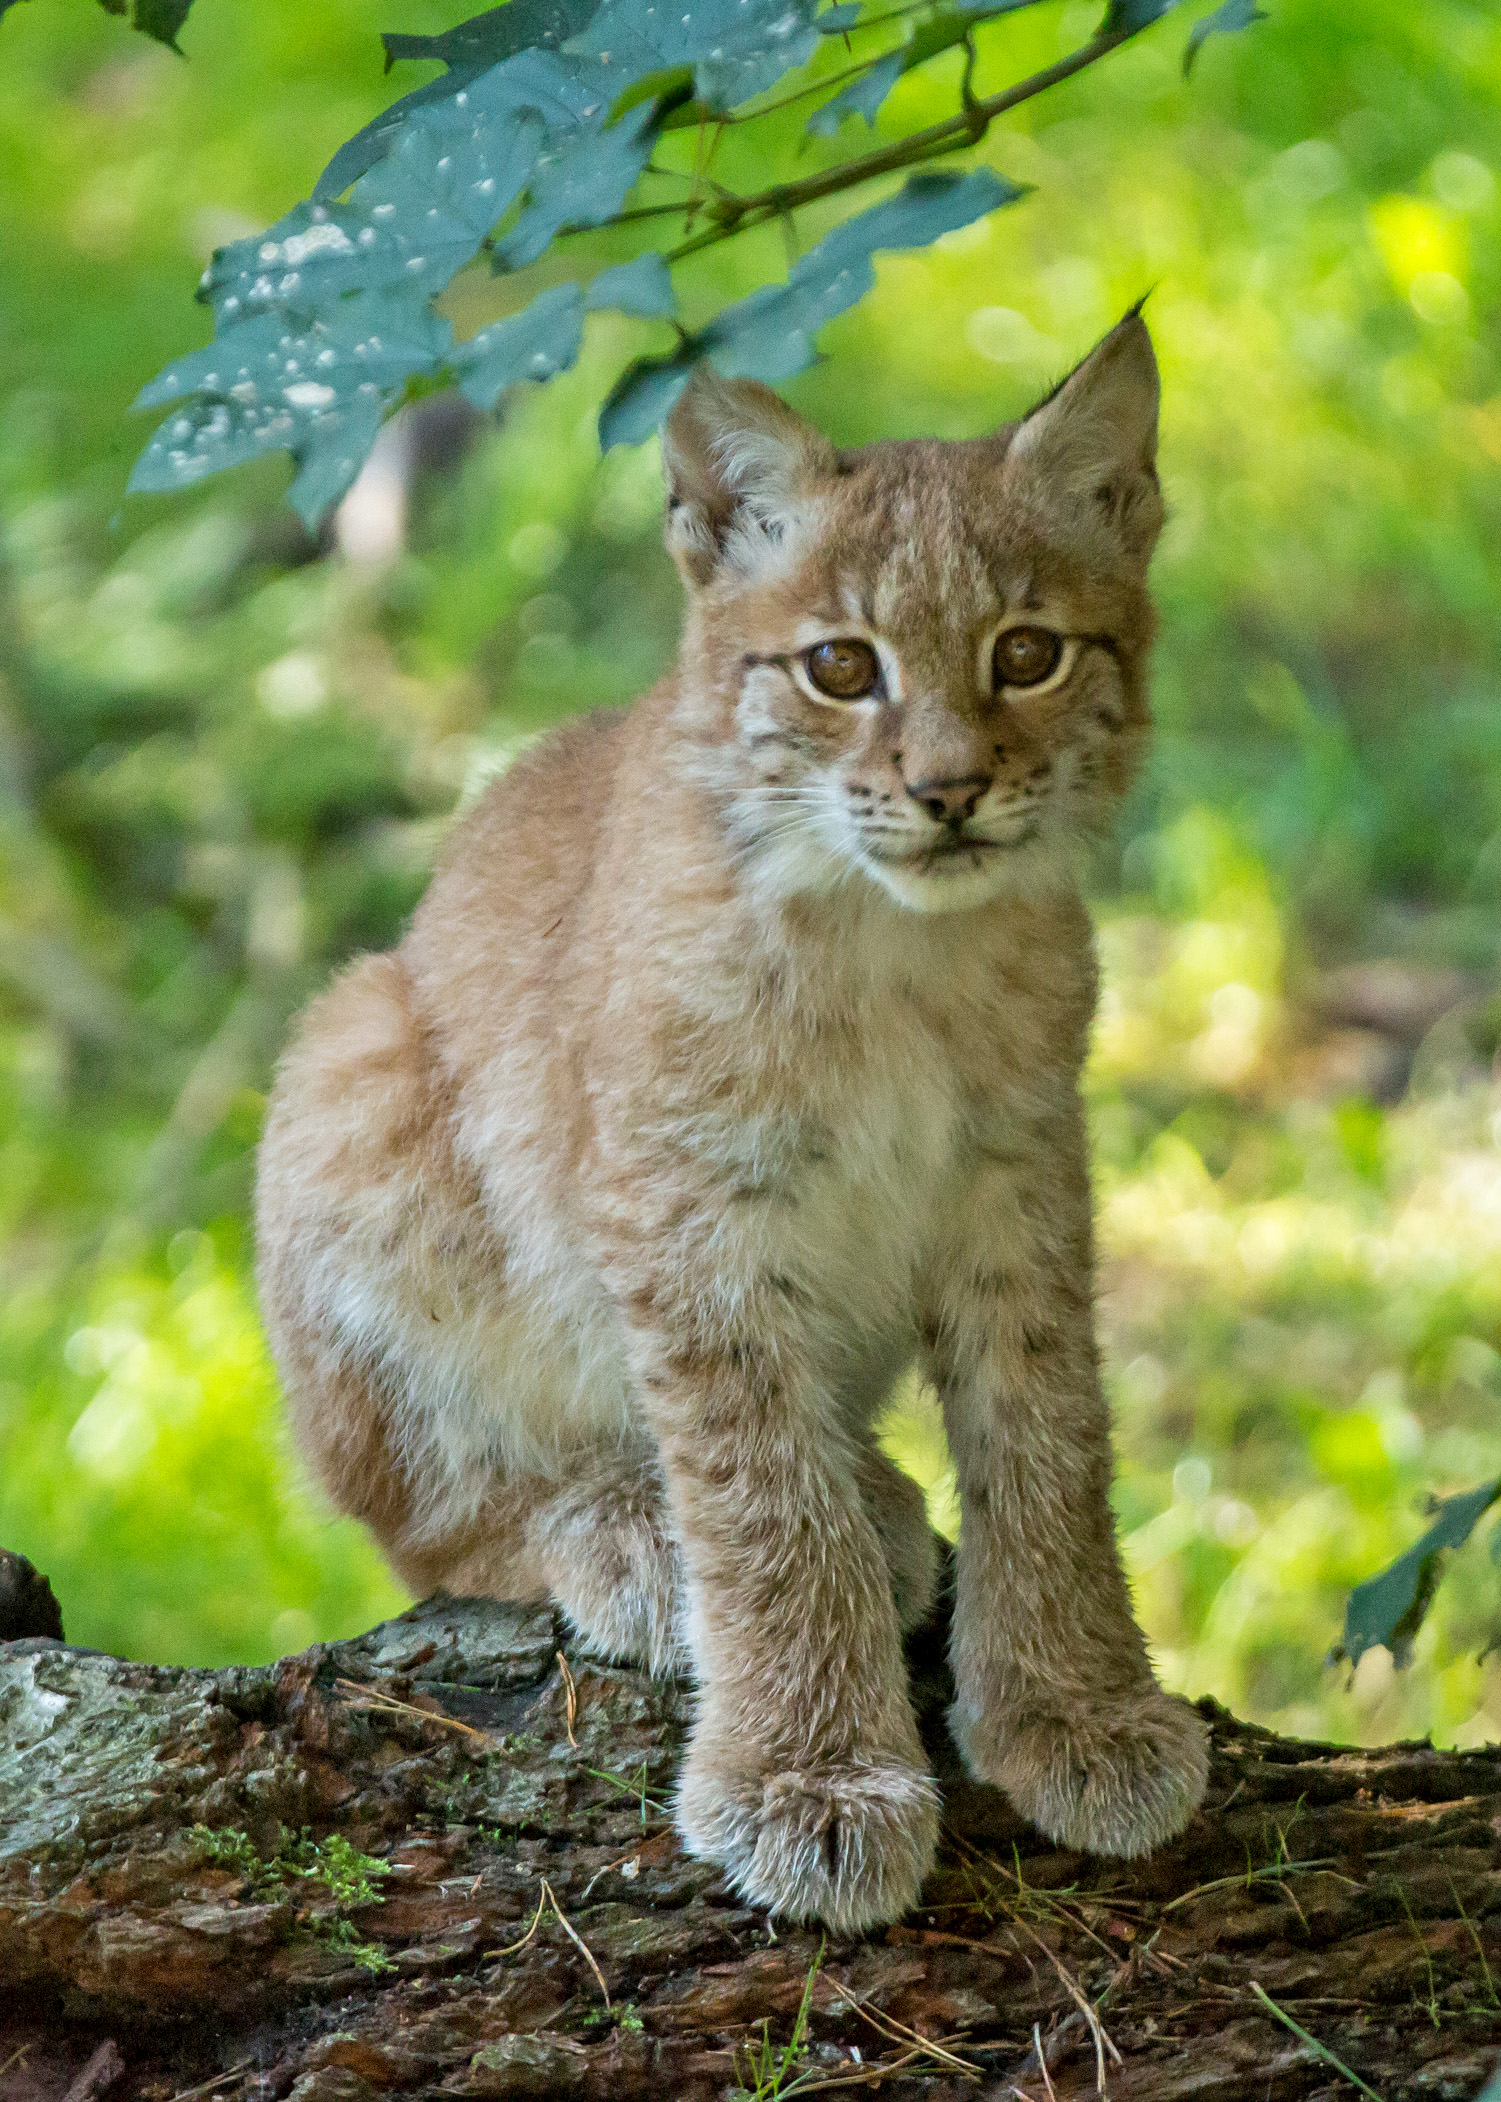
[929,1104,1208,1857]
[626,1320,939,1933]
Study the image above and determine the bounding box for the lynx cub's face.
[663,317,1163,913]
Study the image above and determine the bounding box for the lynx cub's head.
[663,311,1163,914]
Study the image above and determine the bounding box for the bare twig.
[61,2043,126,2102]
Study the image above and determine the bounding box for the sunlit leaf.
[1182,0,1264,74]
[1333,1476,1501,1670]
[600,166,1024,445]
[565,0,823,112]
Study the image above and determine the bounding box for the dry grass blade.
[556,1650,579,1748]
[540,1876,611,2006]
[1001,1905,1120,2091]
[485,1886,548,1960]
[333,1676,492,1744]
[1161,1855,1349,1913]
[836,1992,979,2078]
[481,1879,610,2004]
[166,2059,256,2102]
[1248,1982,1388,2101]
[1031,2027,1059,2102]
[0,2050,31,2082]
[773,2047,930,2095]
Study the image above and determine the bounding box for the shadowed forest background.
[1,0,1499,1751]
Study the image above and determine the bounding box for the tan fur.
[257,314,1208,1933]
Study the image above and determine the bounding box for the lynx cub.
[257,311,1208,1932]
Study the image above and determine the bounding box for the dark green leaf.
[808,0,1047,135]
[131,0,193,48]
[452,283,585,409]
[315,73,490,204]
[584,252,676,316]
[608,62,697,121]
[566,0,823,112]
[599,356,696,449]
[1333,1476,1501,1670]
[284,393,390,526]
[806,48,905,133]
[600,166,1023,445]
[1182,0,1264,74]
[382,0,597,72]
[495,100,656,270]
[131,294,452,516]
[1103,0,1174,31]
[318,0,598,200]
[1,0,197,40]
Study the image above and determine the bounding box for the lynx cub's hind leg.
[857,1442,939,1633]
[526,1465,686,1676]
[528,1445,931,1680]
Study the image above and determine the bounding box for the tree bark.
[2,1576,1498,2102]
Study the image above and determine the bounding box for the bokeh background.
[2,0,1499,1745]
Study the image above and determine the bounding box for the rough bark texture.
[2,1581,1499,2102]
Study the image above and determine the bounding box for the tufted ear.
[1007,309,1163,562]
[661,367,837,588]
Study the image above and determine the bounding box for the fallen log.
[2,1570,1498,2101]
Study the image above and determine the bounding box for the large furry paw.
[677,1743,940,1934]
[529,1477,686,1677]
[954,1687,1209,1858]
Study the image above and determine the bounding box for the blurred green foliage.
[1,0,1500,1746]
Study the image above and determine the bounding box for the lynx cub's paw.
[677,1743,940,1933]
[955,1688,1209,1859]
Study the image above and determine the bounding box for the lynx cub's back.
[258,312,1208,1934]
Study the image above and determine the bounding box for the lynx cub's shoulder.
[257,312,1208,1934]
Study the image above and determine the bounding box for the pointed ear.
[661,367,837,587]
[1007,310,1163,562]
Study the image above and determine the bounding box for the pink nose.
[904,773,991,826]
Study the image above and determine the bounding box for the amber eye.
[993,625,1064,690]
[803,638,882,701]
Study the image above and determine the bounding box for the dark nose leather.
[904,773,992,826]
